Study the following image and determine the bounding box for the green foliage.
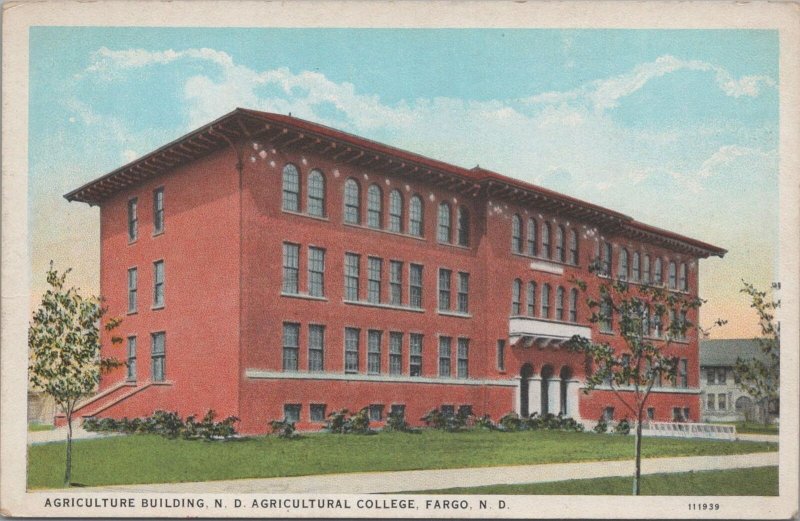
[384,410,419,433]
[474,414,498,431]
[499,412,524,432]
[349,408,373,434]
[324,409,351,434]
[269,420,298,439]
[83,410,239,440]
[614,418,632,435]
[421,407,471,432]
[593,418,609,434]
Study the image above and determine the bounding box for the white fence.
[641,421,737,441]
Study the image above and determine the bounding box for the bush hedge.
[82,409,239,440]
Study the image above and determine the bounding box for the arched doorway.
[559,366,573,415]
[519,363,534,417]
[540,365,554,415]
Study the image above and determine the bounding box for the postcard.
[1,0,798,518]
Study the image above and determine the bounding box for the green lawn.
[28,430,777,489]
[27,423,55,432]
[411,466,778,496]
[727,422,779,435]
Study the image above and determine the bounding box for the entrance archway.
[519,363,534,417]
[559,366,573,415]
[540,365,554,415]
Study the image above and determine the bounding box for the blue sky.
[28,27,779,337]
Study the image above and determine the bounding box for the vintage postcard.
[2,0,798,518]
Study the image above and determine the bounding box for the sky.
[28,27,780,338]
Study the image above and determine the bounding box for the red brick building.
[64,108,726,433]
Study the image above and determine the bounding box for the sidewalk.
[737,433,779,443]
[27,425,119,445]
[74,452,778,494]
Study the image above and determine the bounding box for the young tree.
[567,264,714,496]
[28,263,122,486]
[734,281,780,425]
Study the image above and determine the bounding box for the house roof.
[64,107,727,258]
[700,339,773,366]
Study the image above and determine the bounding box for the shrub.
[81,410,239,440]
[499,412,524,432]
[350,408,372,434]
[150,410,183,438]
[421,408,446,430]
[385,410,414,432]
[474,414,497,430]
[324,409,351,434]
[269,419,298,439]
[593,417,609,434]
[614,418,631,435]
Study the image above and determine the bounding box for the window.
[284,404,300,423]
[556,287,565,321]
[344,253,360,301]
[344,179,360,224]
[654,258,663,285]
[511,279,521,315]
[541,283,551,318]
[310,404,326,422]
[527,218,537,256]
[438,336,452,377]
[153,187,164,234]
[438,202,451,243]
[367,184,382,228]
[457,206,470,246]
[706,393,715,410]
[706,368,716,385]
[717,367,727,384]
[282,243,300,294]
[457,338,469,378]
[127,198,138,241]
[496,339,506,371]
[569,288,578,322]
[457,272,469,313]
[410,333,423,376]
[511,215,522,253]
[679,263,688,291]
[308,247,325,297]
[367,257,382,303]
[389,261,403,305]
[153,260,165,308]
[526,281,536,316]
[307,169,325,217]
[368,404,384,422]
[458,404,473,417]
[647,407,655,421]
[632,252,640,281]
[438,268,452,311]
[603,407,615,421]
[600,298,613,332]
[541,222,551,259]
[441,405,455,417]
[556,225,566,262]
[390,404,406,417]
[389,332,403,375]
[679,359,688,388]
[409,264,423,308]
[344,328,360,373]
[282,323,300,371]
[683,407,690,422]
[368,330,382,374]
[618,249,629,280]
[388,190,403,232]
[409,195,423,236]
[151,332,165,382]
[643,255,651,284]
[126,336,137,381]
[672,407,684,422]
[282,164,300,212]
[668,261,677,289]
[569,229,579,265]
[718,393,727,410]
[308,325,325,372]
[678,310,688,341]
[651,311,663,338]
[127,268,137,313]
[602,242,612,277]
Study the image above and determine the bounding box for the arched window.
[556,286,565,320]
[668,261,677,289]
[679,263,688,291]
[556,225,566,262]
[511,214,522,253]
[409,195,424,236]
[438,202,451,243]
[632,252,640,281]
[569,288,578,322]
[541,283,551,318]
[282,164,300,212]
[542,222,551,258]
[388,190,403,233]
[654,258,663,285]
[602,242,613,277]
[527,281,536,316]
[643,255,651,284]
[343,178,360,224]
[511,279,522,315]
[367,184,382,229]
[569,229,579,265]
[527,218,537,256]
[307,169,325,217]
[457,206,470,246]
[618,248,629,280]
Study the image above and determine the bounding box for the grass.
[724,421,779,435]
[410,466,778,496]
[27,423,55,432]
[28,430,777,489]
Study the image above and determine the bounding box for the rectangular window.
[282,323,300,371]
[390,404,406,417]
[282,243,300,294]
[389,261,403,305]
[308,247,325,297]
[603,406,614,421]
[717,367,726,384]
[367,257,382,304]
[457,272,469,313]
[602,242,612,277]
[457,338,469,378]
[497,339,506,371]
[409,264,423,308]
[441,405,455,417]
[367,330,382,374]
[672,407,683,421]
[717,393,727,410]
[153,187,164,234]
[153,261,165,308]
[151,332,165,382]
[344,253,360,301]
[679,358,688,388]
[569,231,579,265]
[369,404,384,422]
[284,404,301,423]
[409,333,423,376]
[127,268,138,313]
[438,268,451,311]
[683,407,690,422]
[345,328,360,373]
[647,407,655,421]
[310,404,326,422]
[706,368,716,385]
[438,337,451,377]
[127,198,138,241]
[600,298,613,333]
[458,405,473,417]
[126,336,137,381]
[389,332,403,375]
[527,282,536,316]
[308,324,325,372]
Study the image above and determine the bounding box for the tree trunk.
[64,411,73,486]
[633,409,643,495]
